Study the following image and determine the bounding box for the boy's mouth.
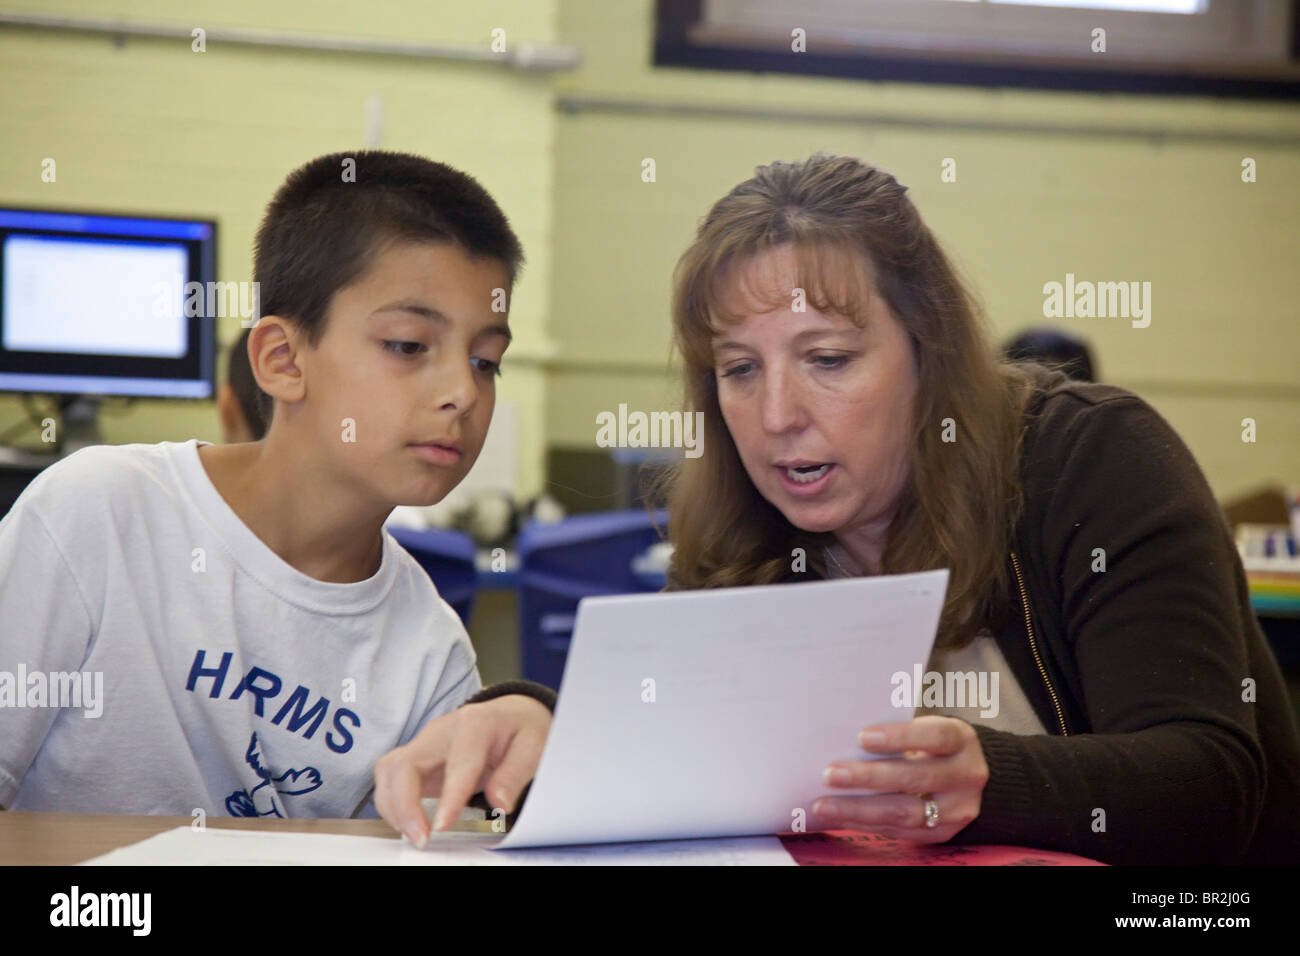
[410,440,463,465]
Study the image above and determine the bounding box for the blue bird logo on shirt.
[225,732,323,818]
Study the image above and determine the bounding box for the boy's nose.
[433,356,477,414]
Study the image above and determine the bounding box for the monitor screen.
[0,208,218,399]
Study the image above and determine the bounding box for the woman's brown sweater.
[942,366,1300,864]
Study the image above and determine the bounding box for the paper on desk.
[80,826,794,866]
[498,570,948,849]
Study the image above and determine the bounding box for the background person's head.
[217,326,267,443]
[247,150,524,510]
[665,153,1042,651]
[1003,327,1097,383]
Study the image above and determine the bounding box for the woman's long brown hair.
[662,153,1044,652]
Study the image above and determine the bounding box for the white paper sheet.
[80,826,794,866]
[499,570,948,848]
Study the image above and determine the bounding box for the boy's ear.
[248,317,306,408]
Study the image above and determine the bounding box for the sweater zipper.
[1010,551,1069,736]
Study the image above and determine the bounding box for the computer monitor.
[0,207,219,403]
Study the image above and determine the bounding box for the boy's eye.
[382,340,427,357]
[472,357,503,378]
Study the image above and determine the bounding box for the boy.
[0,151,554,843]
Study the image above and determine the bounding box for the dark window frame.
[654,0,1300,100]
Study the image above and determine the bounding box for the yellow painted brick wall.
[547,0,1300,502]
[0,0,559,496]
[3,1,1299,503]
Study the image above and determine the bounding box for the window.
[655,0,1300,97]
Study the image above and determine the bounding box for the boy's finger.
[374,719,455,846]
[481,727,545,816]
[431,718,494,831]
[407,713,456,770]
[375,753,432,849]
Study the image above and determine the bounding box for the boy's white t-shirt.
[0,439,482,818]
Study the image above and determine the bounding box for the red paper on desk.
[780,830,1106,866]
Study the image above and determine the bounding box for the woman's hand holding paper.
[812,716,989,843]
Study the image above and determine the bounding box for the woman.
[374,153,1299,863]
[662,152,1300,865]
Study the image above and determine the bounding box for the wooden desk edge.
[0,812,399,866]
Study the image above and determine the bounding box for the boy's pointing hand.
[373,694,552,848]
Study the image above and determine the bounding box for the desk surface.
[0,811,397,865]
[0,812,1103,866]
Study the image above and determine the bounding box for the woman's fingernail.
[859,731,887,749]
[824,766,851,785]
[407,825,428,849]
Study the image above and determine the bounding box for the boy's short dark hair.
[227,326,267,440]
[251,150,525,419]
